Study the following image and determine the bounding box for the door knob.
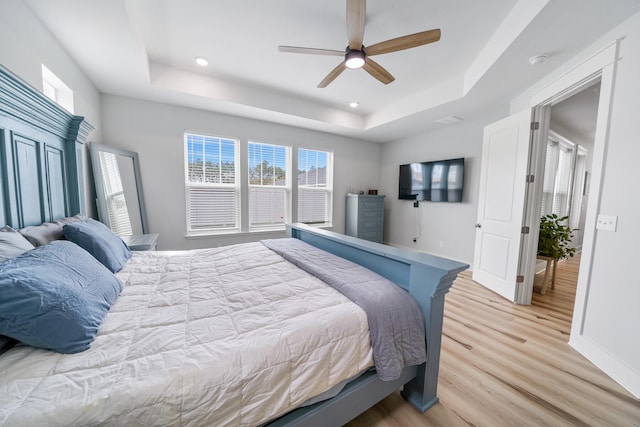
[475,223,482,228]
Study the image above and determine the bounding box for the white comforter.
[0,242,373,426]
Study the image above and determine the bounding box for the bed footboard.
[287,224,468,416]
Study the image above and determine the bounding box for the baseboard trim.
[569,334,640,399]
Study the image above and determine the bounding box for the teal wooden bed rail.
[268,224,468,426]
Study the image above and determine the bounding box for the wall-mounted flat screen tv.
[398,158,464,202]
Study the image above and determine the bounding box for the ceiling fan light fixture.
[345,49,365,69]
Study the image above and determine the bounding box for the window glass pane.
[248,142,289,229]
[186,134,236,185]
[185,133,239,232]
[248,142,287,186]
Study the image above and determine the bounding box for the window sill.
[185,223,333,239]
[185,228,286,239]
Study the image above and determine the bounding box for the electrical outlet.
[438,240,444,248]
[596,214,617,231]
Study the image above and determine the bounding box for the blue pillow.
[63,218,131,273]
[0,241,123,354]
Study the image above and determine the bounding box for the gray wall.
[380,108,507,265]
[100,94,382,250]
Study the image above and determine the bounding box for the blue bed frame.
[0,64,468,426]
[269,224,468,426]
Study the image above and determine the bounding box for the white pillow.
[0,226,35,262]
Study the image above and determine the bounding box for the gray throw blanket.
[261,238,426,381]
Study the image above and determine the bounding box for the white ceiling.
[25,0,640,142]
[551,82,601,145]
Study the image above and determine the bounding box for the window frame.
[41,64,74,113]
[183,133,334,237]
[297,148,334,227]
[184,132,241,235]
[247,141,291,231]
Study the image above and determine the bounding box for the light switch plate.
[596,214,617,231]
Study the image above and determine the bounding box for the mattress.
[0,242,373,426]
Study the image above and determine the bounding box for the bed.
[0,65,468,426]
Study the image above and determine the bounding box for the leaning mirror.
[90,143,147,235]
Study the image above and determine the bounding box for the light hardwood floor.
[347,255,640,426]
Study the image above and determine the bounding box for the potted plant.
[537,214,577,260]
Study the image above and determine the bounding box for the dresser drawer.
[359,200,384,211]
[358,229,382,241]
[360,209,382,219]
[359,219,382,230]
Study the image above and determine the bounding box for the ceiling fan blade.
[365,29,441,56]
[278,46,344,56]
[363,58,395,84]
[346,0,366,50]
[318,61,347,88]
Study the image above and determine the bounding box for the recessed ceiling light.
[349,101,359,108]
[195,56,209,67]
[528,54,549,66]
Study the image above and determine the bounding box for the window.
[541,136,575,218]
[183,135,333,235]
[98,151,132,235]
[248,142,290,230]
[185,133,239,233]
[298,148,333,225]
[41,64,74,113]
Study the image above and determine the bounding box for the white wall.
[513,11,640,397]
[101,94,382,250]
[380,108,507,265]
[578,13,640,396]
[0,0,102,217]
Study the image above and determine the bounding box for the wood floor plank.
[347,255,640,426]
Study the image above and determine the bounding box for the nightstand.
[120,234,159,251]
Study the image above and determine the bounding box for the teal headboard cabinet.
[0,66,94,227]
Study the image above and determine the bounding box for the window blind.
[540,138,574,218]
[99,151,132,235]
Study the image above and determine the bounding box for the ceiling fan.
[278,0,441,88]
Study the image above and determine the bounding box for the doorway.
[531,81,600,310]
[473,41,631,396]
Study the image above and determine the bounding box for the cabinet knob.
[475,223,482,228]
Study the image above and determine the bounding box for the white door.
[472,109,532,302]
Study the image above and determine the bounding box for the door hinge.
[521,226,530,234]
[526,174,535,183]
[516,275,525,283]
[531,121,540,130]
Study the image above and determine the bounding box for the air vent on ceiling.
[434,115,463,125]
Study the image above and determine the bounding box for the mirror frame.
[90,142,148,234]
